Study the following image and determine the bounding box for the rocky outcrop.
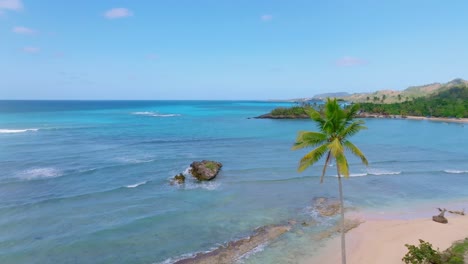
[433,208,448,224]
[174,224,291,264]
[313,197,341,217]
[190,160,222,181]
[170,173,185,185]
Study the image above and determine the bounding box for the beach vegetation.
[403,238,468,264]
[270,106,307,117]
[403,239,442,264]
[292,98,368,264]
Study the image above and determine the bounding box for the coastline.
[306,212,468,264]
[359,114,468,124]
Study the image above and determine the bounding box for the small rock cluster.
[170,160,222,185]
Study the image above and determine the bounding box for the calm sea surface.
[0,100,467,263]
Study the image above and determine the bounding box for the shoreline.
[307,210,468,264]
[359,114,468,124]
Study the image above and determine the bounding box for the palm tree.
[292,98,368,264]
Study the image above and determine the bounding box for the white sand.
[308,215,468,264]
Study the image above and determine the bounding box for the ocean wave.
[236,242,268,263]
[330,168,401,177]
[444,169,468,174]
[17,167,62,180]
[115,157,155,164]
[125,181,148,188]
[184,181,221,191]
[0,128,38,134]
[132,111,181,117]
[366,168,401,176]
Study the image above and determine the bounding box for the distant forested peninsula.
[258,83,468,119]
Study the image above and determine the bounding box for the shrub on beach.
[403,238,468,264]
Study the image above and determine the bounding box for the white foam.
[132,111,181,117]
[236,242,268,263]
[18,168,62,180]
[366,168,401,176]
[182,166,192,176]
[185,181,220,191]
[349,173,368,177]
[116,157,154,164]
[126,181,147,188]
[0,129,38,134]
[331,168,401,178]
[444,169,468,174]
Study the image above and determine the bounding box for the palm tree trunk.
[337,170,347,264]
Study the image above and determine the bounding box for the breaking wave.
[0,128,38,134]
[132,111,181,117]
[125,181,148,188]
[17,167,63,180]
[444,169,468,174]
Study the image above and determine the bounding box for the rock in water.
[190,160,222,181]
[313,197,341,217]
[174,224,291,264]
[170,173,185,185]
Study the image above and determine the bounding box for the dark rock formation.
[190,160,222,181]
[170,173,185,185]
[433,208,448,224]
[174,224,291,264]
[313,197,341,217]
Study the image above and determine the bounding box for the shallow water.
[0,100,467,264]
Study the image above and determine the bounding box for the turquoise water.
[0,100,467,263]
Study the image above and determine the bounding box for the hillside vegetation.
[341,78,468,104]
[359,84,468,118]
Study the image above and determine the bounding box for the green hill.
[341,78,468,104]
[359,83,468,118]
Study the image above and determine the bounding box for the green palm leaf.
[291,131,327,150]
[344,140,368,166]
[298,144,329,172]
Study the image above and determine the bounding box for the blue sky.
[2,0,468,100]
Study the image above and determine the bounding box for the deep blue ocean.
[0,100,467,263]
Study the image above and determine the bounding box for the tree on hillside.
[398,94,402,101]
[292,98,369,264]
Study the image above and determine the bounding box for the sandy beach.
[406,116,468,124]
[308,213,468,264]
[360,114,468,124]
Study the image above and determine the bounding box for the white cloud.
[336,56,367,67]
[104,8,133,19]
[13,26,37,35]
[0,0,23,11]
[261,14,273,22]
[22,46,40,53]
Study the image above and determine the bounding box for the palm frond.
[304,108,326,131]
[335,152,350,177]
[292,131,327,150]
[339,121,367,138]
[298,143,329,172]
[345,103,360,122]
[343,140,368,166]
[327,138,344,157]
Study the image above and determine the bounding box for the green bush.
[402,239,442,264]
